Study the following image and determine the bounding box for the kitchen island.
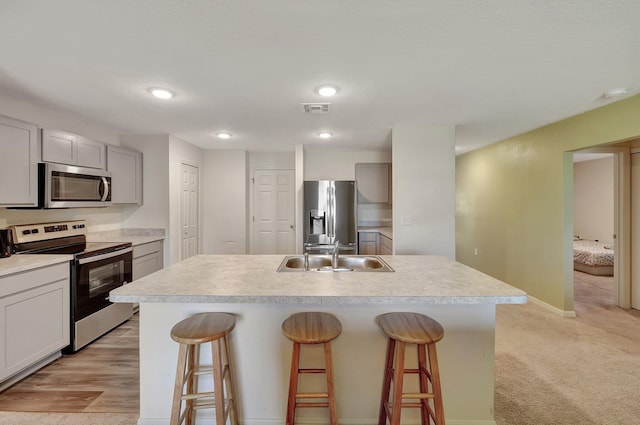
[110,255,526,425]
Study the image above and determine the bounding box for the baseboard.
[0,351,61,392]
[527,295,576,318]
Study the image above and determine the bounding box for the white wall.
[295,145,304,253]
[392,124,455,257]
[303,148,391,180]
[201,150,248,255]
[249,151,294,170]
[573,156,614,243]
[120,135,171,265]
[0,94,126,231]
[0,94,121,145]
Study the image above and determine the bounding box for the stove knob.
[31,229,39,234]
[22,229,31,235]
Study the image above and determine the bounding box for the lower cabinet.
[0,263,70,383]
[379,234,393,255]
[359,232,379,255]
[359,232,393,255]
[133,241,164,281]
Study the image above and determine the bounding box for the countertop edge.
[110,294,528,305]
[0,255,73,278]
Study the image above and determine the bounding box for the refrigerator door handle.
[332,186,337,239]
[327,186,333,238]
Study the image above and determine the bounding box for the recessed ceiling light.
[217,132,231,139]
[149,88,174,99]
[604,87,629,98]
[317,86,337,97]
[318,132,333,139]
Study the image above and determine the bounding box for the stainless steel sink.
[277,255,394,272]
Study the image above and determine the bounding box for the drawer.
[0,263,69,298]
[133,241,162,259]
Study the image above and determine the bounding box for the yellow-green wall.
[456,94,640,311]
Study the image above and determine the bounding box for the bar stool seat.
[378,312,445,425]
[282,312,342,425]
[170,312,239,425]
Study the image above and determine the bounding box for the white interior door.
[252,169,295,254]
[181,163,199,261]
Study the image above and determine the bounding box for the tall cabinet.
[355,163,391,204]
[0,115,39,207]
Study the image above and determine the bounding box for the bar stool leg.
[417,344,429,425]
[184,345,195,425]
[286,342,301,425]
[378,338,395,425]
[389,341,405,425]
[323,342,338,425]
[171,344,188,425]
[210,339,225,425]
[428,343,445,425]
[222,335,239,425]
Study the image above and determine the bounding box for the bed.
[573,239,614,276]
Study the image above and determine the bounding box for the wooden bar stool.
[377,312,445,425]
[170,312,239,425]
[281,312,342,425]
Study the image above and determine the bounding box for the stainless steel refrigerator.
[303,180,357,253]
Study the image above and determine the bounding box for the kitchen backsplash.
[357,203,392,227]
[0,207,125,232]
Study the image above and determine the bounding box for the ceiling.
[1,1,638,154]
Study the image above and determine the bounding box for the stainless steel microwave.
[40,163,112,208]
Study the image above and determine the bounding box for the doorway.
[180,163,199,261]
[571,148,631,310]
[251,169,295,254]
[572,152,616,309]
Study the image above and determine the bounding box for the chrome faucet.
[303,251,310,271]
[332,240,340,269]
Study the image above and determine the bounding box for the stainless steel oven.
[71,243,132,351]
[11,220,133,352]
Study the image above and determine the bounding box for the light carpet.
[495,272,640,425]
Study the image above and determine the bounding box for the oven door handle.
[77,247,133,265]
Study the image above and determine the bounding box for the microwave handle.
[100,177,110,202]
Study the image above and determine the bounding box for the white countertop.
[86,228,165,246]
[0,254,73,278]
[110,255,527,305]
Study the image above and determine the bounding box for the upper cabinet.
[355,163,391,204]
[42,129,106,169]
[0,115,39,207]
[107,145,143,205]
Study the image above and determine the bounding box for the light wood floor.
[0,314,139,413]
